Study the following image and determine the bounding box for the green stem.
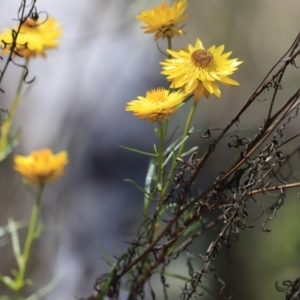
[157,122,165,199]
[167,37,172,55]
[162,100,198,196]
[12,58,29,115]
[15,184,44,293]
[143,122,165,244]
[143,121,167,242]
[0,58,29,155]
[177,100,198,158]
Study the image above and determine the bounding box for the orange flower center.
[191,49,213,68]
[24,17,38,27]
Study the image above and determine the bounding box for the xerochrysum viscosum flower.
[136,0,189,40]
[14,149,68,185]
[0,15,62,58]
[161,38,243,101]
[125,88,185,123]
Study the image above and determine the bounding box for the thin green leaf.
[96,242,115,266]
[96,271,115,299]
[144,159,156,216]
[8,219,22,267]
[0,221,27,248]
[119,145,155,157]
[124,179,147,194]
[0,132,20,162]
[153,143,158,155]
[24,278,33,285]
[163,136,187,166]
[0,221,27,237]
[164,126,196,154]
[33,222,43,239]
[181,146,199,158]
[182,221,201,237]
[165,220,203,256]
[25,272,62,300]
[0,274,16,290]
[163,127,198,165]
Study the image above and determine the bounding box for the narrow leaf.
[119,145,155,157]
[8,219,22,267]
[124,179,147,194]
[26,273,62,300]
[144,159,156,216]
[96,242,115,265]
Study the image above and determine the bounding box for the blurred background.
[0,0,299,299]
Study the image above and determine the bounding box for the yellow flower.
[14,149,68,185]
[125,88,185,123]
[160,38,243,101]
[136,0,189,40]
[0,16,62,58]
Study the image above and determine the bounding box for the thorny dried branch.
[276,277,300,300]
[84,32,300,300]
[0,0,37,94]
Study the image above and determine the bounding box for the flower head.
[161,39,243,101]
[136,0,189,40]
[0,16,62,58]
[125,88,185,122]
[14,149,68,185]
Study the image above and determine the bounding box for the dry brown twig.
[85,31,300,300]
